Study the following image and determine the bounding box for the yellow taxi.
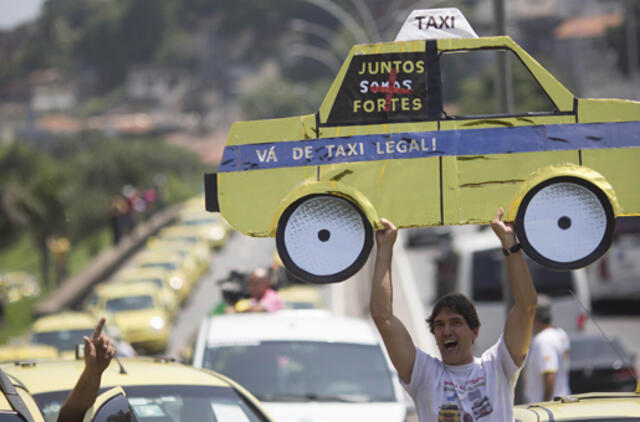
[278,285,326,310]
[146,236,210,281]
[1,357,275,422]
[112,267,180,318]
[0,343,59,363]
[177,209,232,248]
[205,8,640,283]
[0,271,40,303]
[131,249,193,304]
[29,311,97,359]
[84,282,170,354]
[0,367,45,422]
[514,392,640,421]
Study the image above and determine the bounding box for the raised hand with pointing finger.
[58,317,116,422]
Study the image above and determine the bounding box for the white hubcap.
[283,196,365,276]
[523,182,607,263]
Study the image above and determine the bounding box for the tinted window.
[570,338,627,361]
[440,49,555,116]
[203,341,396,402]
[35,385,268,422]
[327,52,428,125]
[472,249,503,302]
[105,295,154,312]
[123,278,163,289]
[0,413,27,422]
[140,263,177,271]
[31,329,93,351]
[472,248,573,302]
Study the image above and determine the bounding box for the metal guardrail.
[32,204,181,318]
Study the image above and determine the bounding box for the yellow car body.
[146,236,210,280]
[132,248,193,304]
[84,282,170,354]
[205,10,640,283]
[0,343,59,363]
[278,285,326,310]
[29,311,97,358]
[178,209,232,248]
[514,392,640,421]
[112,267,180,318]
[0,368,45,422]
[0,271,40,303]
[1,357,275,422]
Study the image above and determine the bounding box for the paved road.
[166,232,275,358]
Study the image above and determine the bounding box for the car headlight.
[149,316,165,330]
[169,276,183,290]
[209,226,225,241]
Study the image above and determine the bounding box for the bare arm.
[543,372,556,401]
[57,318,115,422]
[491,208,537,368]
[370,218,416,384]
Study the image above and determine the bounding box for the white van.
[586,216,640,303]
[436,229,591,354]
[192,310,411,422]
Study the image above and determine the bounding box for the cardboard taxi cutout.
[205,8,640,283]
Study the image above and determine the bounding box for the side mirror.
[83,386,137,422]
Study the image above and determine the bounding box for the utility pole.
[626,2,638,81]
[493,0,513,113]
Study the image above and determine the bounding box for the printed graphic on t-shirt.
[441,375,494,420]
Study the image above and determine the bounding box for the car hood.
[263,401,406,422]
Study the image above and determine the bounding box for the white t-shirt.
[524,326,570,403]
[401,336,522,422]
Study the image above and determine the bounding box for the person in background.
[58,317,115,422]
[370,208,538,422]
[227,267,284,313]
[524,294,571,402]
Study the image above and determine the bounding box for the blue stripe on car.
[218,121,640,173]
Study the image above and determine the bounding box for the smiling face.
[433,307,478,366]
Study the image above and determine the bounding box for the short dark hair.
[426,293,481,334]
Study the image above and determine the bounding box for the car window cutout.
[440,48,556,117]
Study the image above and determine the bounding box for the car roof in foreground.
[204,310,379,346]
[515,392,640,421]
[1,357,230,394]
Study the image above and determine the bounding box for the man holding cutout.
[370,208,537,421]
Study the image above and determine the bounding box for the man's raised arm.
[491,208,538,368]
[370,218,416,384]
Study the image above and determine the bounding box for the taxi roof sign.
[394,8,478,41]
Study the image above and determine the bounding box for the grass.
[0,228,112,345]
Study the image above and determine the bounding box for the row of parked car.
[0,195,232,363]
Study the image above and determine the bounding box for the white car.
[192,310,411,422]
[437,229,592,354]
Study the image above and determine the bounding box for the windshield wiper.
[253,393,312,402]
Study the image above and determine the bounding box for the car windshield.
[34,385,268,422]
[105,295,154,312]
[203,341,396,402]
[124,278,164,289]
[31,329,93,351]
[571,337,628,362]
[472,248,573,301]
[140,262,178,271]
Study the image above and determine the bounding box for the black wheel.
[515,177,615,270]
[276,194,373,284]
